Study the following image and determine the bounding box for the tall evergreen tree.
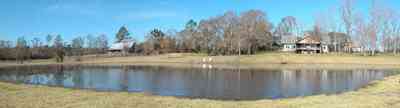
[185,19,197,30]
[115,26,130,42]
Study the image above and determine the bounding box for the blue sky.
[0,0,399,44]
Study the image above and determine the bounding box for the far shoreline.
[1,53,400,69]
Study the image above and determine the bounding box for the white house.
[281,36,297,52]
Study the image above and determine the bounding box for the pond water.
[0,65,398,100]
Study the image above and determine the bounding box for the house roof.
[297,36,320,44]
[281,36,298,44]
[109,39,135,51]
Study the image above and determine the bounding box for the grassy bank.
[80,53,400,65]
[0,74,399,108]
[1,53,400,67]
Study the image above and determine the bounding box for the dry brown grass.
[2,53,400,67]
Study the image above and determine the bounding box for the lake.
[0,65,398,100]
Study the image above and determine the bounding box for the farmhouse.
[281,33,329,54]
[295,35,328,54]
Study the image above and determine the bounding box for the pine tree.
[116,26,130,42]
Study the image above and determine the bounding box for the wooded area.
[0,0,399,64]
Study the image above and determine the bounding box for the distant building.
[295,33,329,54]
[281,36,297,52]
[344,42,361,53]
[328,32,351,52]
[108,39,135,55]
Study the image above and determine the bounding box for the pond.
[0,65,399,100]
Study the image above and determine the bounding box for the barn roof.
[109,39,135,51]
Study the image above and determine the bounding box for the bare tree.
[0,40,13,60]
[354,13,368,54]
[340,0,356,42]
[16,37,29,64]
[377,6,400,55]
[178,20,198,52]
[327,7,342,52]
[145,29,170,55]
[368,0,385,55]
[219,11,239,55]
[313,13,326,41]
[198,18,217,55]
[96,34,108,54]
[239,10,272,55]
[239,10,256,55]
[275,16,300,44]
[30,37,43,59]
[165,29,178,53]
[393,14,400,54]
[53,35,65,62]
[170,10,273,56]
[72,36,85,61]
[86,34,97,54]
[46,34,53,46]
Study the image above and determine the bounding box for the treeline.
[137,10,274,55]
[313,0,400,55]
[0,34,108,63]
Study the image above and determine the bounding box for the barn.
[108,39,135,55]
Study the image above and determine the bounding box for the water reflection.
[0,65,398,100]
